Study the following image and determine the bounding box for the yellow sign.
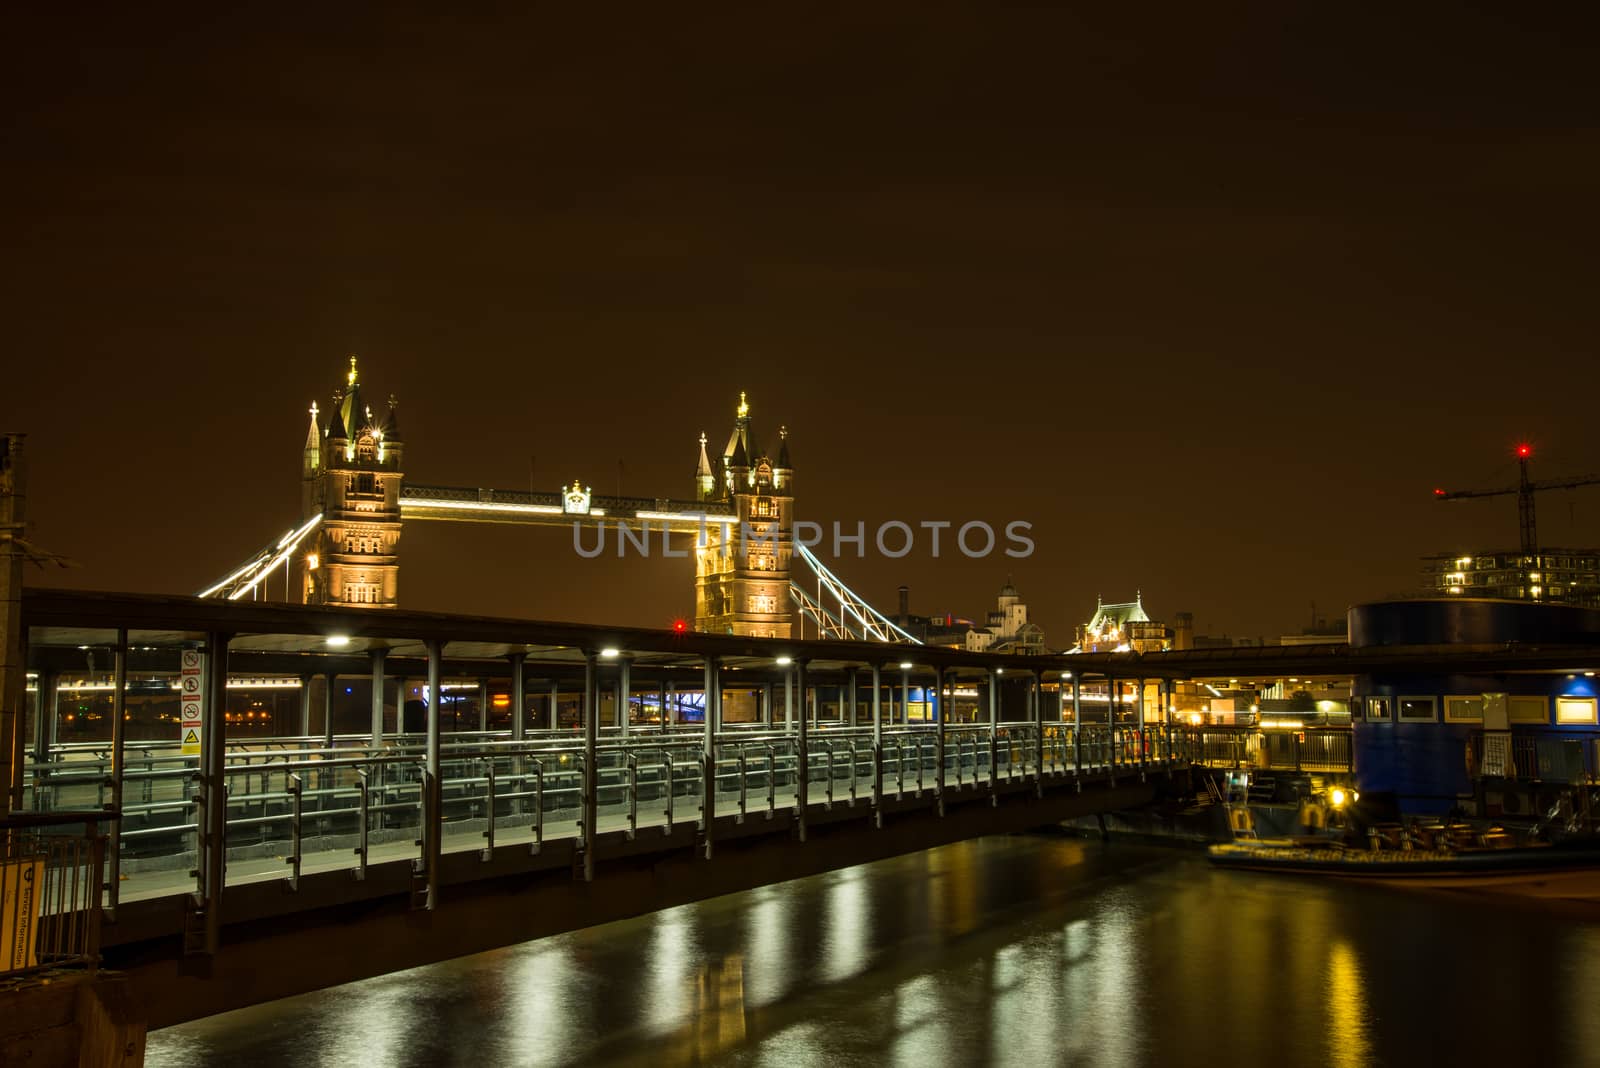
[2,857,46,971]
[181,647,204,756]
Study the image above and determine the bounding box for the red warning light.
[672,618,688,634]
[1433,488,1446,497]
[1516,443,1532,458]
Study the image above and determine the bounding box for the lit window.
[1444,696,1484,722]
[1556,698,1598,725]
[1364,697,1391,721]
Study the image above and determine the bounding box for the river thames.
[146,835,1600,1066]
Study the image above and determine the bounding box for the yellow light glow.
[1330,787,1347,808]
[737,390,749,418]
[307,553,320,570]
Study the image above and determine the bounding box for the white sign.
[1482,732,1511,778]
[181,648,204,756]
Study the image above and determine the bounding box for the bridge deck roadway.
[105,760,1182,1028]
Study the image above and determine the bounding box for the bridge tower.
[298,356,404,608]
[694,393,795,637]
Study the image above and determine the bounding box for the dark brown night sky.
[4,5,1597,644]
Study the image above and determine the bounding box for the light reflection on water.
[147,836,1600,1067]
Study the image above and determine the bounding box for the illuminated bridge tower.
[299,356,404,608]
[694,393,796,638]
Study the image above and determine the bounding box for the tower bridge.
[205,358,913,642]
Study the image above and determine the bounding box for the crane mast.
[1433,445,1600,556]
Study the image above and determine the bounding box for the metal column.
[199,631,230,953]
[322,671,335,747]
[1107,675,1118,781]
[370,649,387,746]
[477,678,489,733]
[619,656,632,737]
[423,639,442,908]
[549,681,559,731]
[934,666,946,815]
[795,659,809,841]
[1032,670,1044,785]
[1072,674,1083,773]
[509,653,526,742]
[900,668,911,726]
[871,663,883,823]
[988,669,999,799]
[1164,678,1176,767]
[33,670,56,768]
[763,682,774,727]
[107,628,127,919]
[702,655,718,859]
[581,651,598,881]
[298,674,313,737]
[1136,676,1146,774]
[847,670,857,728]
[784,669,793,731]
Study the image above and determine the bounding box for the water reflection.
[1324,941,1369,1068]
[148,838,1600,1068]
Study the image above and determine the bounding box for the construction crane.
[1433,444,1600,554]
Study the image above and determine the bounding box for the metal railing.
[1,811,112,979]
[1468,729,1600,784]
[15,723,1346,913]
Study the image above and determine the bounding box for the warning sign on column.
[181,648,204,756]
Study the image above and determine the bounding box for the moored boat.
[1208,834,1600,896]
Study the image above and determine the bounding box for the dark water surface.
[146,836,1600,1066]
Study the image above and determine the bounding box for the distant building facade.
[1073,593,1171,653]
[1421,549,1600,607]
[964,579,1047,655]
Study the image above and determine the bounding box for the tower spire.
[695,432,715,500]
[347,354,359,387]
[303,401,322,477]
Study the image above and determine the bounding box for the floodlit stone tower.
[694,392,796,637]
[299,356,404,608]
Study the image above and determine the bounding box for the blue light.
[345,687,353,695]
